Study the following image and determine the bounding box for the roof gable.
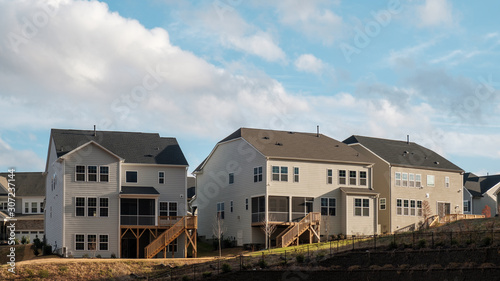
[343,135,463,172]
[51,129,188,166]
[464,173,500,197]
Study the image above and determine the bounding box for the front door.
[437,202,451,217]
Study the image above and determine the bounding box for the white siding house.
[44,128,193,258]
[194,128,378,248]
[463,173,500,217]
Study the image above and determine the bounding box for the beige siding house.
[344,136,464,234]
[463,173,500,216]
[194,128,378,248]
[44,129,193,258]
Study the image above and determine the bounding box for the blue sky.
[0,0,499,175]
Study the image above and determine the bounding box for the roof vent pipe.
[406,135,409,144]
[317,125,320,137]
[93,125,96,137]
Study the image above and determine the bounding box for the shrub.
[21,236,28,244]
[417,239,426,249]
[96,254,102,258]
[14,237,20,245]
[43,245,52,255]
[222,263,231,273]
[295,253,305,263]
[258,259,268,268]
[110,253,117,258]
[82,254,90,258]
[202,272,212,278]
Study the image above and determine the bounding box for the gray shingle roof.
[120,186,160,195]
[51,129,188,166]
[343,135,463,172]
[463,172,500,197]
[0,172,45,197]
[195,128,373,172]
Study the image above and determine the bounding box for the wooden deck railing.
[280,212,320,248]
[440,214,485,224]
[145,216,197,259]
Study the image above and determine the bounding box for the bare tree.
[261,214,277,249]
[212,214,226,258]
[420,200,433,229]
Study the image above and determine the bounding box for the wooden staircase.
[144,216,197,259]
[279,212,321,248]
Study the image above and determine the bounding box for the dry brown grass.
[0,257,215,280]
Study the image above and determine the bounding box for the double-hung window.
[217,202,225,219]
[415,174,422,187]
[100,198,109,217]
[395,172,401,186]
[321,198,336,216]
[99,235,108,251]
[76,197,85,217]
[254,167,263,182]
[379,198,386,210]
[158,171,165,184]
[87,166,97,182]
[349,171,357,185]
[409,173,415,187]
[359,171,367,186]
[271,166,288,181]
[338,170,346,185]
[403,199,409,215]
[327,169,333,184]
[88,198,97,217]
[410,200,416,216]
[75,234,85,250]
[76,166,86,181]
[445,176,450,188]
[294,167,299,182]
[100,166,109,182]
[396,199,402,215]
[402,173,408,187]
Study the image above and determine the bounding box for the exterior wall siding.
[390,167,463,232]
[195,139,267,245]
[267,159,373,237]
[63,143,120,258]
[472,183,500,216]
[45,139,65,254]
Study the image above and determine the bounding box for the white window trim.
[159,201,178,217]
[293,167,299,183]
[359,171,367,186]
[99,234,109,251]
[402,173,408,187]
[158,171,165,184]
[320,197,336,216]
[379,198,386,210]
[125,170,138,184]
[349,170,357,186]
[99,197,109,217]
[445,176,450,188]
[415,174,422,188]
[327,169,333,184]
[427,175,435,187]
[338,170,347,185]
[254,166,263,183]
[395,172,401,186]
[75,165,86,182]
[396,198,403,215]
[87,165,98,182]
[99,166,110,182]
[75,234,86,251]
